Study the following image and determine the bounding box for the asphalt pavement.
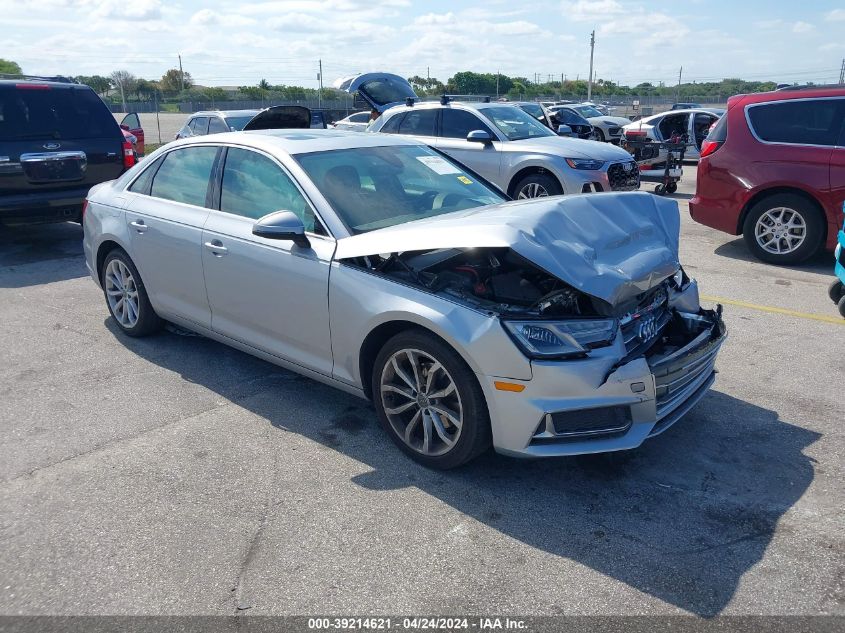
[1,166,843,616]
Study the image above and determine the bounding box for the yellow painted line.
[700,294,845,326]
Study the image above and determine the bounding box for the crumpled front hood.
[507,135,633,161]
[335,192,681,307]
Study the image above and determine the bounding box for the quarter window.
[128,155,165,195]
[747,99,844,146]
[440,108,494,139]
[220,147,324,234]
[397,109,437,136]
[149,146,218,207]
[379,112,405,134]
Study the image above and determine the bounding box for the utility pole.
[178,54,184,92]
[840,58,845,84]
[587,29,595,101]
[677,65,683,100]
[318,59,323,108]
[427,66,430,81]
[496,70,500,98]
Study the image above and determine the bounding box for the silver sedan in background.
[83,129,725,468]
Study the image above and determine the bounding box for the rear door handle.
[204,240,228,256]
[129,219,147,233]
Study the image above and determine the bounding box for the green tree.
[75,75,112,95]
[159,68,192,96]
[258,78,271,90]
[0,59,22,74]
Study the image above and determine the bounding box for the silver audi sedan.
[83,129,726,468]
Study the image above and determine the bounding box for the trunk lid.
[333,72,418,113]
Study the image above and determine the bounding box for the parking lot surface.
[1,167,843,616]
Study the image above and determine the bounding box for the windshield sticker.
[457,176,473,185]
[416,155,462,175]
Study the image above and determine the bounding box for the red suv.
[690,86,845,264]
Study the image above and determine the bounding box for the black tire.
[654,184,666,195]
[665,181,678,194]
[839,295,845,319]
[742,194,825,265]
[511,172,562,199]
[371,330,491,469]
[101,248,163,337]
[828,279,845,304]
[594,128,606,142]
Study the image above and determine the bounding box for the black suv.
[0,77,131,225]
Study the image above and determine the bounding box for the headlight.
[503,318,618,359]
[565,158,605,170]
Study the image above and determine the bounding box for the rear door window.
[189,117,209,135]
[208,117,228,134]
[397,109,436,136]
[0,84,118,141]
[150,146,218,207]
[747,98,844,146]
[440,109,494,139]
[350,112,369,123]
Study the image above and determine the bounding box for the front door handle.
[204,240,228,256]
[129,219,147,233]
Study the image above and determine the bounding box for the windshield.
[296,145,505,234]
[224,116,257,131]
[480,105,554,141]
[573,105,603,118]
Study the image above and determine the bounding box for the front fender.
[329,262,533,388]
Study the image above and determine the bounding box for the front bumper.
[481,307,727,457]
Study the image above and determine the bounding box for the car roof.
[648,108,724,118]
[192,110,261,118]
[736,85,845,104]
[166,128,425,155]
[382,101,518,116]
[0,79,86,89]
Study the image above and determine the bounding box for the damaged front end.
[343,244,726,456]
[336,193,726,456]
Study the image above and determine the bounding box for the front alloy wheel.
[380,348,464,457]
[372,331,491,468]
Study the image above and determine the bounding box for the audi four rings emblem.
[636,314,658,341]
[623,162,633,172]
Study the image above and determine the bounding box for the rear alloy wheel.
[101,249,163,337]
[513,173,562,199]
[743,194,825,265]
[372,331,491,469]
[592,128,605,142]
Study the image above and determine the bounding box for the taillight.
[122,141,136,169]
[699,139,723,158]
[81,199,89,221]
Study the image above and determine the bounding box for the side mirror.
[119,124,130,131]
[252,211,311,248]
[556,125,573,136]
[466,130,493,144]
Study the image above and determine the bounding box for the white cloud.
[189,9,256,27]
[560,0,625,22]
[825,9,845,21]
[792,21,814,33]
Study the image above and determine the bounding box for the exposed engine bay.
[346,247,680,319]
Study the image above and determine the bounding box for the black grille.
[550,406,631,437]
[608,126,622,136]
[621,287,670,358]
[608,161,640,191]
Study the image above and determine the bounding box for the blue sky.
[2,0,844,88]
